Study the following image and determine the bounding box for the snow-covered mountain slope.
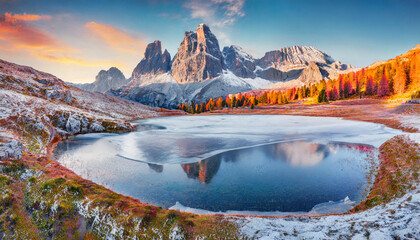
[223,45,256,78]
[108,71,273,108]
[185,71,273,103]
[107,73,184,108]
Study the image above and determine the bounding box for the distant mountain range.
[74,24,355,108]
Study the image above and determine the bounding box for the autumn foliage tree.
[317,89,328,103]
[179,46,420,114]
[216,97,224,109]
[378,75,390,97]
[365,76,375,95]
[393,65,407,94]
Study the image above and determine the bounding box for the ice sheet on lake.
[169,196,356,217]
[105,115,402,164]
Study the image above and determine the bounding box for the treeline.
[179,49,420,113]
[178,91,289,114]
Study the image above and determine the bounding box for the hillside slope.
[0,59,176,156]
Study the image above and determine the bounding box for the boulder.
[89,120,105,132]
[66,114,81,134]
[0,140,23,160]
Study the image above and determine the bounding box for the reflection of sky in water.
[53,115,388,213]
[113,115,399,164]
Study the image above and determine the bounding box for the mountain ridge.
[76,24,357,107]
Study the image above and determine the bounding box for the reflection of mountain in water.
[148,163,163,173]
[176,137,226,158]
[181,156,221,184]
[269,141,330,167]
[180,141,374,183]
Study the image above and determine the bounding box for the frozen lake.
[53,115,401,215]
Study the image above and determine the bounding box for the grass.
[0,157,241,239]
[351,135,420,212]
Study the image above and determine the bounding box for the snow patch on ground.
[235,186,420,239]
[169,196,355,217]
[397,112,420,144]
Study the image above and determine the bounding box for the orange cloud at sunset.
[34,53,128,70]
[5,12,52,23]
[0,14,144,83]
[85,21,147,54]
[0,14,73,53]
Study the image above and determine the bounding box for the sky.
[0,0,419,83]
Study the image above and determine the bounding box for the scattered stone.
[89,120,105,132]
[0,140,23,160]
[66,114,81,134]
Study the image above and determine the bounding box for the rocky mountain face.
[132,40,171,79]
[253,46,352,82]
[223,45,256,78]
[107,24,354,108]
[297,61,324,84]
[75,67,127,93]
[257,46,334,69]
[222,44,352,84]
[171,24,226,84]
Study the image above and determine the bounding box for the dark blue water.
[54,138,375,213]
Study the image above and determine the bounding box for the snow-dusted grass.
[235,187,419,239]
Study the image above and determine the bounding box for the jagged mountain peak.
[223,45,255,62]
[196,23,210,32]
[171,23,225,84]
[144,40,163,57]
[131,40,171,79]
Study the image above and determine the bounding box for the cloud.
[184,0,245,27]
[85,21,147,54]
[33,53,129,70]
[0,14,73,53]
[5,12,51,23]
